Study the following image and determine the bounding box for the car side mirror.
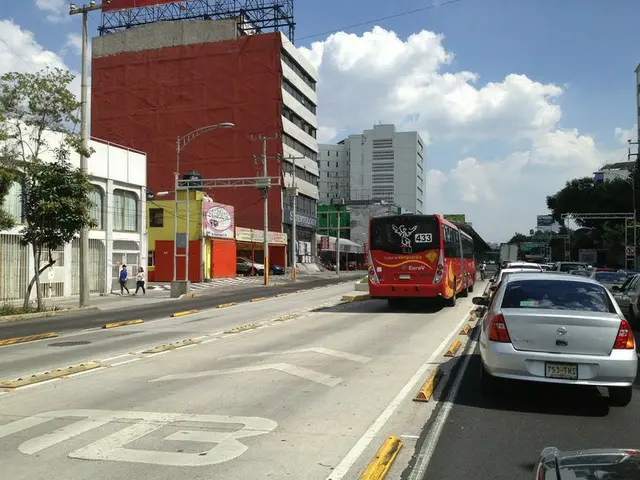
[612,285,620,291]
[472,296,488,306]
[490,285,497,291]
[489,278,495,283]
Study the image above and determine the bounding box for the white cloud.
[62,32,86,57]
[35,0,70,23]
[299,26,627,242]
[0,19,86,132]
[615,124,637,144]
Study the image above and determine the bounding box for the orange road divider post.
[102,319,143,329]
[444,339,462,357]
[216,302,237,309]
[359,435,403,480]
[250,297,267,302]
[170,309,198,318]
[0,332,58,347]
[459,324,472,335]
[413,368,443,402]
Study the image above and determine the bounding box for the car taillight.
[488,313,511,343]
[613,319,635,350]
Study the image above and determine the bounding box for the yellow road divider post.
[250,297,267,302]
[459,324,472,335]
[444,339,462,357]
[141,339,201,355]
[276,293,289,297]
[413,368,443,402]
[360,435,403,480]
[224,324,259,334]
[102,319,143,329]
[170,309,198,318]
[216,302,237,309]
[0,361,102,389]
[0,332,58,346]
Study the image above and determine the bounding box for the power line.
[297,0,465,41]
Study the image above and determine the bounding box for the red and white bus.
[368,213,475,307]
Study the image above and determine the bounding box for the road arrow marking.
[221,347,371,364]
[150,363,342,387]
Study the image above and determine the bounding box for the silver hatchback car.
[474,272,637,406]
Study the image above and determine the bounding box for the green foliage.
[0,68,95,310]
[508,232,529,244]
[21,159,97,249]
[0,166,15,230]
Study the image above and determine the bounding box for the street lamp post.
[69,0,112,307]
[172,123,234,294]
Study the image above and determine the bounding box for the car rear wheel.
[609,386,633,407]
[446,279,457,307]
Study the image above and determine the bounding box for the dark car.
[269,264,285,275]
[535,447,640,479]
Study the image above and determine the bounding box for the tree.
[0,68,95,310]
[508,232,530,244]
[21,160,96,310]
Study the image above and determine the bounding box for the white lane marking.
[221,347,371,364]
[401,435,420,439]
[102,353,130,362]
[0,410,277,466]
[326,311,472,480]
[408,336,478,480]
[110,358,141,367]
[150,363,343,387]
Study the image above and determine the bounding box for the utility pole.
[282,155,304,281]
[252,134,279,286]
[69,0,111,307]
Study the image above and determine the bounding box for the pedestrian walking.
[119,264,130,295]
[135,267,146,295]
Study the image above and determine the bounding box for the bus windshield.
[370,215,440,254]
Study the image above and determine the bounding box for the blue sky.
[2,0,639,242]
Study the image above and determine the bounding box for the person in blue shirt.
[119,264,130,295]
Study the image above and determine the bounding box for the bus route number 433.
[415,233,432,243]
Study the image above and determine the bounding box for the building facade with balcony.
[0,133,147,300]
[91,18,319,272]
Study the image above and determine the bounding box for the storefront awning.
[324,236,364,253]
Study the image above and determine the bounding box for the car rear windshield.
[594,272,628,284]
[558,263,586,272]
[501,279,615,313]
[370,215,440,254]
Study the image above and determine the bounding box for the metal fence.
[0,234,29,300]
[71,238,106,295]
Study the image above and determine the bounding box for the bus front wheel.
[446,279,457,307]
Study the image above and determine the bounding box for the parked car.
[568,269,590,277]
[534,447,640,479]
[612,273,640,316]
[270,264,285,275]
[474,272,637,406]
[236,257,264,276]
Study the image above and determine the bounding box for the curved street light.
[173,122,235,287]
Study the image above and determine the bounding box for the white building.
[319,124,426,214]
[593,161,634,183]
[280,34,321,263]
[0,132,147,300]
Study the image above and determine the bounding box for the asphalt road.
[0,282,480,480]
[418,330,640,480]
[0,273,363,339]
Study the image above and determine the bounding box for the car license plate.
[545,362,578,380]
[399,274,410,280]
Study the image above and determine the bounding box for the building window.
[296,194,316,216]
[148,250,155,267]
[89,185,104,229]
[282,78,317,114]
[113,189,138,232]
[1,181,22,223]
[149,208,164,227]
[282,105,317,138]
[283,133,318,161]
[281,51,317,91]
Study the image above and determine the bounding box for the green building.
[317,205,351,239]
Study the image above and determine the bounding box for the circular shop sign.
[206,206,232,231]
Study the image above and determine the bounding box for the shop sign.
[235,227,288,245]
[203,201,234,239]
[283,205,317,230]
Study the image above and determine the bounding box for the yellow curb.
[459,324,472,335]
[341,294,371,302]
[224,323,259,334]
[0,361,102,388]
[276,293,289,297]
[170,309,198,318]
[141,338,201,354]
[413,367,443,402]
[102,319,143,329]
[0,332,58,346]
[250,297,267,302]
[179,293,198,299]
[217,302,237,309]
[360,435,403,480]
[296,289,306,293]
[444,339,462,357]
